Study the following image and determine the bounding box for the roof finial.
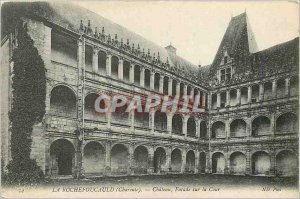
[102,27,105,34]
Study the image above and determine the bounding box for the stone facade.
[1,2,298,178]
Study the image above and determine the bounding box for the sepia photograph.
[0,0,299,198]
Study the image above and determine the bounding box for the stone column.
[195,151,199,173]
[183,84,187,96]
[206,153,211,173]
[202,92,206,108]
[167,113,172,135]
[104,141,111,175]
[106,100,112,129]
[226,90,230,107]
[130,111,135,131]
[190,87,194,102]
[195,119,201,138]
[247,86,252,103]
[208,93,212,110]
[140,67,145,87]
[269,151,276,176]
[270,113,275,136]
[245,150,251,175]
[166,147,172,172]
[148,147,154,174]
[118,58,123,80]
[150,71,155,90]
[183,116,188,138]
[150,109,155,133]
[272,79,277,98]
[236,88,241,105]
[168,78,173,96]
[129,63,135,83]
[225,120,230,139]
[224,152,230,174]
[92,48,99,73]
[259,83,264,101]
[128,144,134,175]
[195,90,201,108]
[159,75,164,93]
[217,93,221,108]
[181,149,187,173]
[285,77,290,96]
[176,82,180,97]
[106,53,111,76]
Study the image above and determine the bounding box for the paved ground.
[43,174,298,189]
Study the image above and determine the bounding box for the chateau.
[1,2,298,177]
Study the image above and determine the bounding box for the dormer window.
[219,66,231,82]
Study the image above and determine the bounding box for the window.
[224,56,228,64]
[220,67,231,82]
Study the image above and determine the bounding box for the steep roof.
[1,1,200,79]
[209,13,258,75]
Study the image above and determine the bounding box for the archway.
[230,152,246,175]
[153,147,166,173]
[252,116,271,136]
[83,141,105,175]
[187,117,196,137]
[212,121,225,138]
[230,119,247,137]
[50,139,75,175]
[212,152,225,174]
[111,55,119,79]
[154,111,167,132]
[186,150,195,173]
[171,149,182,172]
[252,151,270,175]
[276,113,298,134]
[50,85,76,117]
[111,144,129,174]
[276,150,298,176]
[200,121,207,139]
[133,146,148,174]
[85,93,106,121]
[199,152,206,173]
[172,114,183,135]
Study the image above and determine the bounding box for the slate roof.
[1,1,201,80]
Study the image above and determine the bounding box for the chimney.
[165,43,176,55]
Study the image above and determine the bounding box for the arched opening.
[163,76,169,95]
[50,85,76,117]
[276,150,298,176]
[252,116,271,136]
[211,121,225,139]
[154,111,167,132]
[172,80,177,96]
[134,111,149,129]
[252,151,270,176]
[111,55,119,79]
[199,152,206,173]
[171,149,182,172]
[133,146,148,174]
[186,150,195,173]
[187,85,191,97]
[264,81,272,100]
[276,112,298,134]
[111,100,129,125]
[230,89,237,106]
[85,93,106,121]
[212,152,225,174]
[51,30,77,67]
[83,142,105,175]
[172,114,183,135]
[290,76,299,96]
[212,94,217,109]
[200,121,207,139]
[98,50,106,74]
[241,87,248,104]
[276,78,285,98]
[85,45,93,72]
[230,152,246,175]
[134,65,141,86]
[153,147,166,173]
[145,69,151,89]
[111,144,129,174]
[187,117,196,137]
[230,119,247,137]
[50,139,75,175]
[251,84,259,102]
[123,60,130,82]
[154,73,160,92]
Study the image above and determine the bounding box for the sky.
[73,1,299,66]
